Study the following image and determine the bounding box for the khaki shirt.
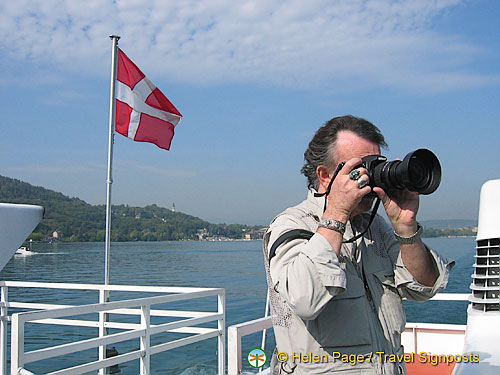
[263,191,454,374]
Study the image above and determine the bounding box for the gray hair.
[301,115,388,190]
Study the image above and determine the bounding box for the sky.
[0,0,499,226]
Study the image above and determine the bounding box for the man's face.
[333,130,381,218]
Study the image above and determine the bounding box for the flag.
[114,48,182,150]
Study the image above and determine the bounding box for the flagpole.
[105,35,120,286]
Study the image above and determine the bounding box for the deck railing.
[227,293,470,375]
[0,281,225,375]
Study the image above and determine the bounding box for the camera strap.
[314,162,344,211]
[313,164,382,244]
[342,197,381,243]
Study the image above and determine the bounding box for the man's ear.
[316,165,333,192]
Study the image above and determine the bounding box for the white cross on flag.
[115,49,182,150]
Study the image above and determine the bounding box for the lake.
[0,237,475,374]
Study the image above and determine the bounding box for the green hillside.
[0,175,264,242]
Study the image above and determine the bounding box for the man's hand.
[372,187,419,236]
[318,158,373,255]
[324,158,372,223]
[373,186,437,286]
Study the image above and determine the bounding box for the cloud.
[114,159,197,178]
[0,0,496,92]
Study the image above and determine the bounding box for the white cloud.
[0,0,496,92]
[115,159,197,178]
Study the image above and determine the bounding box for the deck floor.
[407,354,455,375]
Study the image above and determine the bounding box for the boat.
[15,239,35,256]
[14,247,31,256]
[1,180,499,374]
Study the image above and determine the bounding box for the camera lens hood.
[400,149,441,195]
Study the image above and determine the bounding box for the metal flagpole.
[100,35,120,375]
[105,35,120,286]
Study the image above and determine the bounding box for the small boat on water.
[15,246,32,256]
[15,237,35,256]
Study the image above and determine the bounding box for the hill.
[420,219,477,229]
[0,175,263,242]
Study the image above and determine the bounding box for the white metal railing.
[227,293,470,375]
[0,281,225,375]
[228,317,272,375]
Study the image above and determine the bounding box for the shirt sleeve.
[378,217,456,301]
[265,215,346,320]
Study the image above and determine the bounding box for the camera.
[355,149,441,195]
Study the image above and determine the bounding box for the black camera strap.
[342,197,381,243]
[314,162,344,212]
[313,164,382,244]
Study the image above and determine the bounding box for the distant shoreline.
[25,233,478,244]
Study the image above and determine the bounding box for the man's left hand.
[373,187,419,236]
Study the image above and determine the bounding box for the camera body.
[353,149,441,195]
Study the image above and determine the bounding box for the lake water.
[0,237,475,374]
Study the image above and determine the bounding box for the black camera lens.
[401,149,441,194]
[369,149,441,195]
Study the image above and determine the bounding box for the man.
[263,115,454,374]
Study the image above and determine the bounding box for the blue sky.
[0,0,499,225]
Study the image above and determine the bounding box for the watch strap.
[394,223,423,244]
[317,218,346,235]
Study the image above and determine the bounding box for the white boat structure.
[14,241,33,257]
[0,180,499,374]
[13,248,29,256]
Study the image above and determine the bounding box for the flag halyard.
[115,48,182,150]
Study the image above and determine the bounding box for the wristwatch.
[394,223,423,244]
[317,218,346,235]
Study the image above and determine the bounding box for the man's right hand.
[323,158,372,223]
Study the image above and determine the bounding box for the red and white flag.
[115,49,182,150]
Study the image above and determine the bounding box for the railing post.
[227,325,241,375]
[218,291,226,375]
[98,287,109,375]
[259,290,270,373]
[0,286,8,375]
[10,314,24,375]
[140,304,150,375]
[413,326,418,353]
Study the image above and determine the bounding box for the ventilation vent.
[471,238,500,312]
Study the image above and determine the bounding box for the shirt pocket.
[373,270,406,334]
[315,272,371,348]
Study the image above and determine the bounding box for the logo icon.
[247,348,267,368]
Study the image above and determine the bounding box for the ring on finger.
[349,169,361,180]
[357,178,368,189]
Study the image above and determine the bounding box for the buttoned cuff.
[395,247,455,297]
